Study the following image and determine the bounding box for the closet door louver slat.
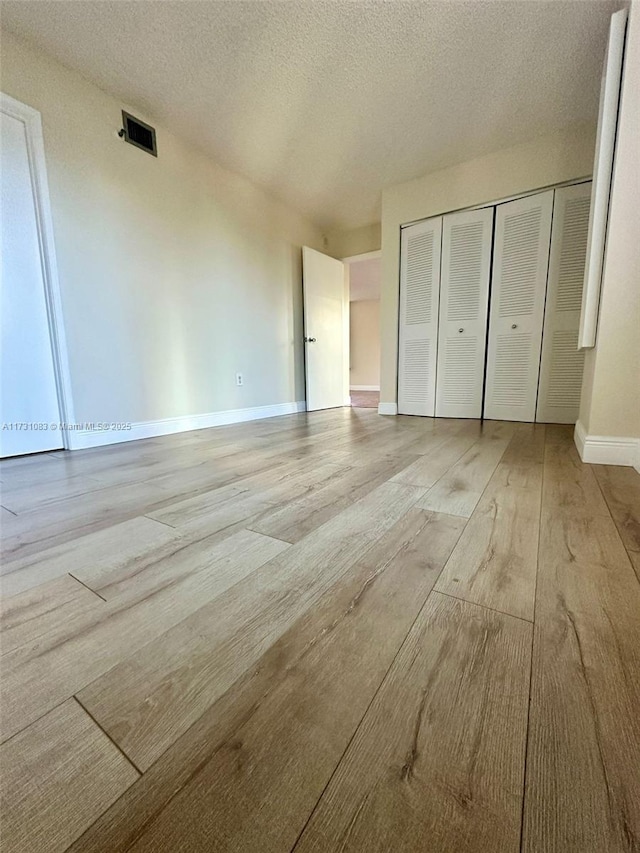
[536,183,591,423]
[435,207,493,418]
[398,217,442,416]
[484,191,554,422]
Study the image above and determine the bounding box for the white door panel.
[537,183,591,424]
[1,109,62,457]
[484,191,553,422]
[579,9,627,348]
[302,247,346,411]
[436,207,493,418]
[398,217,442,416]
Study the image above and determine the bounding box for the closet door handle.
[458,328,464,333]
[511,324,518,329]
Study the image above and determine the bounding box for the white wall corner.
[67,401,307,450]
[574,419,640,468]
[378,402,398,416]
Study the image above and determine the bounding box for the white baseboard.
[378,402,398,416]
[574,420,640,470]
[350,385,380,392]
[67,401,307,450]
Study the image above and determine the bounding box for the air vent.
[120,111,157,157]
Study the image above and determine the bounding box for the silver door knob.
[458,328,464,333]
[305,337,316,343]
[511,324,518,329]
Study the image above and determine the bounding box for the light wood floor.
[350,390,379,408]
[1,409,639,853]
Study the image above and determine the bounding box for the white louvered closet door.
[435,207,493,418]
[484,191,553,422]
[398,217,442,416]
[536,183,591,424]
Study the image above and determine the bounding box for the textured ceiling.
[350,258,381,301]
[2,0,618,230]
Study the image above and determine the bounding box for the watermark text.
[2,422,132,432]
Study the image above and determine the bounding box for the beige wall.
[349,300,380,388]
[327,222,381,259]
[379,124,596,407]
[1,31,324,427]
[578,2,640,443]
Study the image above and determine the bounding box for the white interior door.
[1,106,62,457]
[536,183,591,424]
[579,9,627,348]
[484,191,553,422]
[435,207,493,418]
[398,217,442,416]
[302,246,347,411]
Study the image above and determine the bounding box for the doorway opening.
[345,252,381,409]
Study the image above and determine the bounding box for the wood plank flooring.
[295,593,532,853]
[0,408,639,852]
[0,698,138,853]
[350,390,379,408]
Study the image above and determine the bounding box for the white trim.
[342,250,381,263]
[574,419,587,456]
[1,93,76,449]
[350,385,380,392]
[378,402,398,416]
[343,273,351,407]
[67,401,306,450]
[574,420,640,469]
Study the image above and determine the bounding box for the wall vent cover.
[120,111,157,157]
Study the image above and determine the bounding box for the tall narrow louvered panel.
[484,191,553,421]
[544,330,585,407]
[537,183,591,423]
[398,217,442,416]
[440,337,479,405]
[400,340,432,406]
[405,234,435,324]
[436,207,493,418]
[491,333,533,407]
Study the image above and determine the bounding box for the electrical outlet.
[236,373,243,387]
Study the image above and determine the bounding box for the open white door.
[1,98,63,457]
[302,247,347,411]
[579,8,627,349]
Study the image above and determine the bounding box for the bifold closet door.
[397,216,442,416]
[536,183,591,424]
[435,207,493,418]
[484,191,553,422]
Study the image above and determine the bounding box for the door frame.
[1,92,75,449]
